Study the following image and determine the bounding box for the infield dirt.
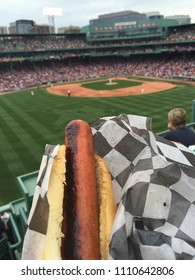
[47,77,177,97]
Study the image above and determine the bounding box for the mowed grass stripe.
[0,114,38,204]
[0,105,42,163]
[1,97,57,144]
[0,150,21,206]
[94,96,134,112]
[0,127,25,172]
[94,96,153,120]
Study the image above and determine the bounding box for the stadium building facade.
[88,10,191,41]
[9,20,50,34]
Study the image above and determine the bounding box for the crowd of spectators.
[0,36,88,52]
[0,25,194,52]
[0,53,194,92]
[0,24,194,92]
[163,25,195,42]
[0,41,194,64]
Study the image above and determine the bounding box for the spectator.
[0,213,9,240]
[164,108,195,147]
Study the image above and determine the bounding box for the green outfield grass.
[0,78,195,206]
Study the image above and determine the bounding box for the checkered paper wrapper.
[22,144,60,260]
[22,114,195,260]
[92,114,195,260]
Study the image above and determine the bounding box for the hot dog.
[62,119,100,260]
[42,120,116,260]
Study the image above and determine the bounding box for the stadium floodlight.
[42,7,63,33]
[42,7,63,16]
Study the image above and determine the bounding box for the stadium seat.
[17,171,38,214]
[10,198,27,217]
[6,212,22,259]
[0,238,14,260]
[18,207,28,241]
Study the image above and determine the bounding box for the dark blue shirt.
[164,127,195,147]
[0,219,5,240]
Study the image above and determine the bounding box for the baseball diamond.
[47,77,177,97]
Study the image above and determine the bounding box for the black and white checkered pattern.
[22,114,195,260]
[92,114,195,260]
[22,144,59,260]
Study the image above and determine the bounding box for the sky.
[1,0,195,30]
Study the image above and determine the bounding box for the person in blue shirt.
[0,213,8,240]
[164,108,195,147]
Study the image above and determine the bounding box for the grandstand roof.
[98,10,145,19]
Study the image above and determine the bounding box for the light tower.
[42,7,63,33]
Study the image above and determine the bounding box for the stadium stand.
[0,21,194,92]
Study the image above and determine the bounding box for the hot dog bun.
[95,155,117,260]
[42,120,116,260]
[42,145,66,260]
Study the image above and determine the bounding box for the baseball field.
[0,76,195,206]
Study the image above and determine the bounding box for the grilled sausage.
[62,120,100,259]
